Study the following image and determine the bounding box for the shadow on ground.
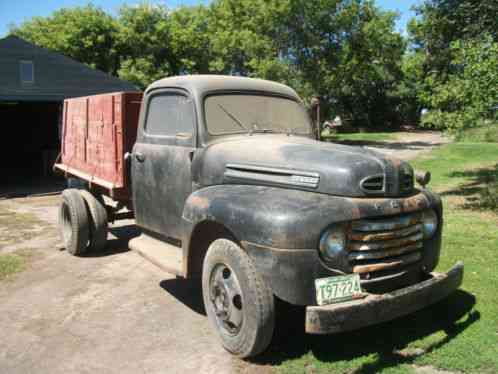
[441,163,498,211]
[156,274,477,373]
[252,290,477,372]
[62,224,140,257]
[159,277,206,315]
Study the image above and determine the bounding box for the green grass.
[270,142,498,374]
[0,204,48,248]
[0,254,25,280]
[321,131,396,142]
[454,124,498,143]
[411,143,498,190]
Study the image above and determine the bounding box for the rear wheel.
[59,189,89,256]
[80,190,108,251]
[202,239,275,358]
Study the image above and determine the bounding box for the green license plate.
[315,274,363,306]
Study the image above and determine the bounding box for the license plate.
[315,274,363,306]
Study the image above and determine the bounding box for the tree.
[284,0,405,127]
[168,6,212,74]
[11,5,119,74]
[9,0,408,129]
[116,4,173,89]
[408,0,498,130]
[394,51,427,125]
[205,0,289,76]
[421,36,498,131]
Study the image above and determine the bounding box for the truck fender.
[182,184,441,248]
[181,185,442,305]
[182,185,354,251]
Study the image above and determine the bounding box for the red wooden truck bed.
[54,91,142,201]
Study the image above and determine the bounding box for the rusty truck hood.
[192,134,414,197]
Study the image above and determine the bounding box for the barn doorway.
[0,101,65,197]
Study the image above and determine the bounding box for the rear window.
[204,94,311,135]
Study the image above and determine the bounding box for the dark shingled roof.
[0,35,138,102]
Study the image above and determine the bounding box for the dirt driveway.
[0,195,269,374]
[0,131,449,374]
[341,131,451,160]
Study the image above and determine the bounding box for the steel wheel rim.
[209,263,244,336]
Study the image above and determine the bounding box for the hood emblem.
[290,174,320,186]
[225,163,320,189]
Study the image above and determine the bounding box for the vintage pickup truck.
[55,75,463,358]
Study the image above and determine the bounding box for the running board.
[129,234,183,276]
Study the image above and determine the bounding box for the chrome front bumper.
[305,262,464,334]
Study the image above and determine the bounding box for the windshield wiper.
[217,104,250,132]
[251,128,277,133]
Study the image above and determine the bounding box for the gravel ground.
[0,195,270,374]
[363,131,451,160]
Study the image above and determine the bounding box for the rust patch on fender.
[383,154,402,168]
[189,195,209,209]
[350,204,362,220]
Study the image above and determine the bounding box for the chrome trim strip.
[224,163,320,188]
[350,223,423,242]
[349,232,423,251]
[226,163,320,177]
[349,242,423,261]
[352,212,422,232]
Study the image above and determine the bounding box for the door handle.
[134,152,145,162]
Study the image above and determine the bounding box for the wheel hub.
[209,264,244,335]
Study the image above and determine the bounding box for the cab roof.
[145,75,301,101]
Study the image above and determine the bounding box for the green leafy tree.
[408,0,498,130]
[116,4,173,89]
[10,0,409,129]
[390,51,427,126]
[168,6,212,74]
[285,0,405,127]
[206,0,289,76]
[11,5,119,74]
[421,36,498,131]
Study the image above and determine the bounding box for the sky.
[0,0,421,38]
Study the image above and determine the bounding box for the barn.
[0,35,138,196]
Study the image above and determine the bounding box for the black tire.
[202,239,275,358]
[80,190,108,251]
[59,189,90,256]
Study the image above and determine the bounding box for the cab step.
[129,234,183,276]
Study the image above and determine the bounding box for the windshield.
[204,94,312,135]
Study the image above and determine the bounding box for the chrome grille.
[348,212,423,278]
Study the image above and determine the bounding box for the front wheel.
[202,239,275,358]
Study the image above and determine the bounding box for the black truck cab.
[60,75,464,358]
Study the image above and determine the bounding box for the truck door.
[131,90,196,240]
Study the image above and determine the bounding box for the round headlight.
[421,209,438,238]
[319,226,347,262]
